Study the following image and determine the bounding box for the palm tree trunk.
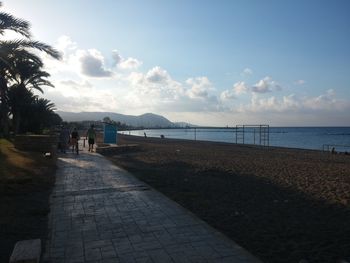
[0,75,10,137]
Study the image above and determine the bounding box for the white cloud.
[58,80,93,97]
[186,77,213,99]
[125,70,221,113]
[220,81,248,102]
[78,49,113,77]
[233,81,249,95]
[119,57,142,69]
[42,39,112,78]
[237,89,350,113]
[42,79,119,112]
[112,50,142,70]
[252,76,272,93]
[112,50,123,65]
[252,76,281,93]
[127,66,184,100]
[56,35,77,53]
[37,35,350,125]
[241,67,253,76]
[127,67,184,103]
[146,66,170,83]
[302,89,348,111]
[220,90,236,101]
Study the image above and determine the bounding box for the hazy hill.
[173,122,198,128]
[56,111,177,128]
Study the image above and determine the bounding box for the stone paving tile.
[43,145,262,263]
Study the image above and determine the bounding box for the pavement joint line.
[53,185,150,197]
[44,146,262,263]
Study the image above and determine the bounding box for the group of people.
[59,124,97,154]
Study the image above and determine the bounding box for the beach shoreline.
[119,126,350,153]
[116,133,350,159]
[105,134,350,263]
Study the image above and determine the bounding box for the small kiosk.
[103,123,117,144]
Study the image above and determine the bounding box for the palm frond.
[0,12,31,38]
[0,39,61,60]
[29,78,54,93]
[30,84,43,93]
[36,97,56,111]
[20,40,62,60]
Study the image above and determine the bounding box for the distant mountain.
[174,122,198,128]
[56,111,178,128]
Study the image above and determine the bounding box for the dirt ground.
[106,134,350,263]
[0,139,56,262]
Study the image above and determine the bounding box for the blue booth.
[104,123,117,144]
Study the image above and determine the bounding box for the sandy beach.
[104,134,350,263]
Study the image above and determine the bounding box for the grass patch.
[0,139,56,262]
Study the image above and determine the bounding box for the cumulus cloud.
[146,66,170,83]
[125,70,221,112]
[186,77,213,99]
[112,50,142,70]
[233,81,249,95]
[220,81,248,102]
[112,50,123,65]
[38,35,350,125]
[127,67,184,101]
[252,76,281,93]
[220,90,235,101]
[78,49,113,77]
[119,57,142,69]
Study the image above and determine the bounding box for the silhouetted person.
[71,128,79,154]
[86,124,97,152]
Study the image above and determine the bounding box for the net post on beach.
[235,124,270,147]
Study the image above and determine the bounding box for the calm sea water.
[119,127,350,152]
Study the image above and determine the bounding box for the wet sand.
[105,134,350,263]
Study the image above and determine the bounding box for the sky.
[2,0,350,126]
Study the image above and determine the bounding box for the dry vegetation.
[0,139,56,262]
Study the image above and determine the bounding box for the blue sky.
[3,0,350,126]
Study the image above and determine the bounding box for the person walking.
[71,127,79,154]
[86,124,97,152]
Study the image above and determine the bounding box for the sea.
[119,127,350,152]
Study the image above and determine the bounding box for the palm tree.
[9,87,61,134]
[8,57,55,133]
[8,84,35,133]
[0,1,61,136]
[22,97,60,134]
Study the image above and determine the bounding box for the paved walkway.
[44,146,261,263]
